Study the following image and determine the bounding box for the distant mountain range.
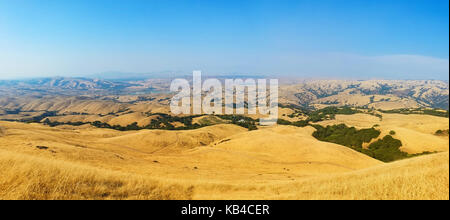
[280,80,449,110]
[1,77,448,110]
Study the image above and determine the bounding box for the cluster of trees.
[277,119,310,127]
[281,104,367,122]
[367,111,383,120]
[311,124,432,162]
[312,124,381,148]
[4,109,22,114]
[365,135,407,162]
[216,115,258,130]
[91,121,142,131]
[13,111,58,123]
[43,119,86,127]
[286,110,304,118]
[422,109,449,118]
[146,113,199,129]
[306,106,361,122]
[380,108,449,118]
[277,106,362,128]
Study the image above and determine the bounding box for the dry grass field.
[194,151,449,200]
[0,116,448,200]
[0,150,192,200]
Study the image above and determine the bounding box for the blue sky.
[0,0,448,79]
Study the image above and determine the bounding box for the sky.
[0,0,448,80]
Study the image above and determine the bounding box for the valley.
[0,77,448,200]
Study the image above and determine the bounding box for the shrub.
[292,120,309,127]
[368,135,406,162]
[277,119,292,125]
[435,129,449,136]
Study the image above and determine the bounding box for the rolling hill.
[0,120,448,199]
[0,78,448,200]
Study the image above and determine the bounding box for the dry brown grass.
[0,150,192,200]
[0,120,448,200]
[194,152,449,200]
[284,151,449,200]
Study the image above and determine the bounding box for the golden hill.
[208,125,381,171]
[99,124,248,154]
[0,149,192,200]
[1,120,448,200]
[195,151,449,200]
[0,122,377,182]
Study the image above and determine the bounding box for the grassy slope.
[1,146,447,200]
[0,149,192,200]
[0,121,448,200]
[284,151,449,200]
[194,152,449,200]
